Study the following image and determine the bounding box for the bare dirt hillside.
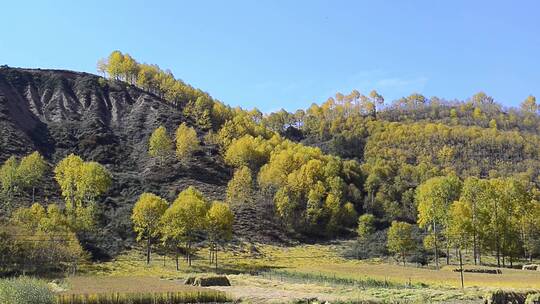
[0,67,234,257]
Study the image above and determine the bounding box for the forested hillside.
[1,52,539,264]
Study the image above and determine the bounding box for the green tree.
[369,90,384,117]
[342,202,358,227]
[387,221,416,266]
[149,126,174,166]
[357,213,375,241]
[224,135,272,170]
[54,154,111,231]
[0,156,20,214]
[77,162,112,204]
[11,203,46,231]
[226,166,254,205]
[17,152,47,203]
[54,154,84,211]
[206,201,234,269]
[132,193,168,264]
[324,193,342,235]
[520,95,537,114]
[416,175,462,268]
[459,177,482,264]
[447,200,473,250]
[175,123,200,164]
[161,186,209,269]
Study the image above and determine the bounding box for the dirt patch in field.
[211,285,339,303]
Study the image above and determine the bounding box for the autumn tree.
[132,193,168,264]
[149,125,174,166]
[416,175,462,268]
[54,154,111,231]
[106,50,124,80]
[0,156,19,213]
[447,200,473,251]
[224,135,273,170]
[17,151,47,203]
[369,90,384,117]
[387,221,416,266]
[206,201,234,269]
[357,213,376,241]
[77,162,112,204]
[175,123,200,164]
[7,202,87,272]
[161,186,209,269]
[54,154,84,210]
[458,177,482,264]
[226,166,254,205]
[11,203,46,231]
[520,95,538,114]
[96,58,108,77]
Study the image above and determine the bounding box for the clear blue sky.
[1,1,539,112]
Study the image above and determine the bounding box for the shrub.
[484,290,540,304]
[526,293,540,304]
[0,277,54,304]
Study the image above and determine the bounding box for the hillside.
[0,67,237,257]
[1,63,540,260]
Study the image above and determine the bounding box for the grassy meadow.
[53,241,539,303]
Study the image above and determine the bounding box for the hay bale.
[523,265,539,271]
[454,268,502,274]
[191,276,231,286]
[484,290,540,304]
[526,294,540,304]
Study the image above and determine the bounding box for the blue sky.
[1,1,539,112]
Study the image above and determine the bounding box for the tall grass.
[0,276,55,304]
[263,269,427,289]
[56,290,231,304]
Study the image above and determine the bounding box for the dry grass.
[70,241,540,303]
[60,276,206,295]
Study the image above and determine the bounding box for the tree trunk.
[478,246,482,265]
[215,246,218,272]
[146,238,151,265]
[32,187,35,203]
[187,242,192,267]
[458,250,464,289]
[446,245,450,265]
[473,230,477,265]
[496,236,501,268]
[433,221,439,269]
[175,248,179,271]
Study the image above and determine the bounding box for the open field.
[65,241,540,303]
